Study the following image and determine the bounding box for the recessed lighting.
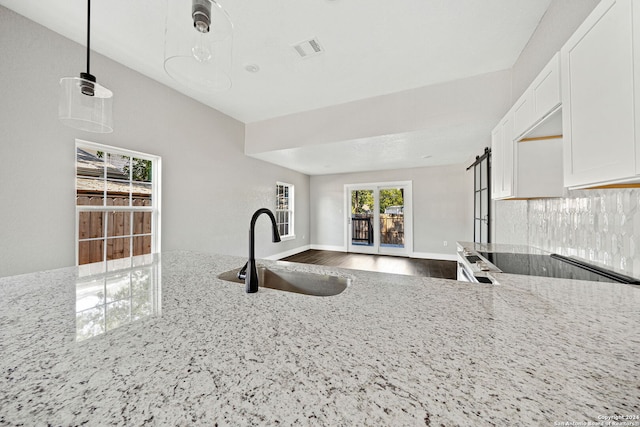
[245,64,260,73]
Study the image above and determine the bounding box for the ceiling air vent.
[292,38,324,58]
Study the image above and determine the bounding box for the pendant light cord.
[86,0,91,75]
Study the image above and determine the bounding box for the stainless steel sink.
[217,267,349,296]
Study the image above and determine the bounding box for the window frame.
[75,139,161,266]
[275,181,295,241]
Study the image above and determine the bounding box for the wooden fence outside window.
[77,193,152,265]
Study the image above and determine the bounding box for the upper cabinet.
[561,0,640,188]
[491,53,564,200]
[492,0,640,195]
[491,114,514,199]
[512,91,534,140]
[531,53,561,124]
[512,53,561,140]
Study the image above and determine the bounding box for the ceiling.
[251,121,495,176]
[0,0,553,174]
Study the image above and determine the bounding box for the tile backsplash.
[495,188,640,278]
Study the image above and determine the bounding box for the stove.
[457,247,640,285]
[478,252,624,283]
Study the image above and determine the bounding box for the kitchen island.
[1,251,638,426]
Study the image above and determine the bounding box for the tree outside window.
[276,182,294,238]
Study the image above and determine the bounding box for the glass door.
[348,188,377,254]
[378,187,406,255]
[347,183,411,256]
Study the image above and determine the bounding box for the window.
[76,140,161,265]
[276,182,294,239]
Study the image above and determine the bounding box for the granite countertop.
[1,251,639,426]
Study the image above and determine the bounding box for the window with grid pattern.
[76,141,161,265]
[276,182,294,239]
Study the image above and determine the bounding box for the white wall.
[0,7,309,277]
[310,164,473,259]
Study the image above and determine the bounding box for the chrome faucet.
[237,208,281,293]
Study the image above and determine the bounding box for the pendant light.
[59,0,113,133]
[164,0,233,92]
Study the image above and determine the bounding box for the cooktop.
[477,251,639,285]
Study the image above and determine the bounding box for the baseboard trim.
[310,244,347,252]
[411,252,457,261]
[266,245,311,261]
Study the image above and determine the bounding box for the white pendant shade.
[59,76,113,133]
[164,0,233,92]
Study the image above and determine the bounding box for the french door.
[346,182,412,256]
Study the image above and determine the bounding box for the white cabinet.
[512,92,534,139]
[512,53,561,140]
[491,54,564,200]
[490,124,502,198]
[492,112,564,201]
[561,0,640,188]
[491,114,514,199]
[531,53,561,124]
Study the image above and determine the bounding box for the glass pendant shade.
[58,0,113,134]
[59,75,113,133]
[164,0,233,92]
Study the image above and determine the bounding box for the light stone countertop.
[0,251,638,426]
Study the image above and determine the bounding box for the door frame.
[344,181,413,256]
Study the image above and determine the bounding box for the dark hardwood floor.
[279,250,457,279]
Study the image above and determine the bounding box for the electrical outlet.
[443,241,448,247]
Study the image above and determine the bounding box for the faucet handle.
[237,261,248,280]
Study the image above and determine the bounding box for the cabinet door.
[512,92,533,139]
[532,52,561,121]
[491,126,503,199]
[490,116,514,199]
[561,0,636,188]
[500,116,514,198]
